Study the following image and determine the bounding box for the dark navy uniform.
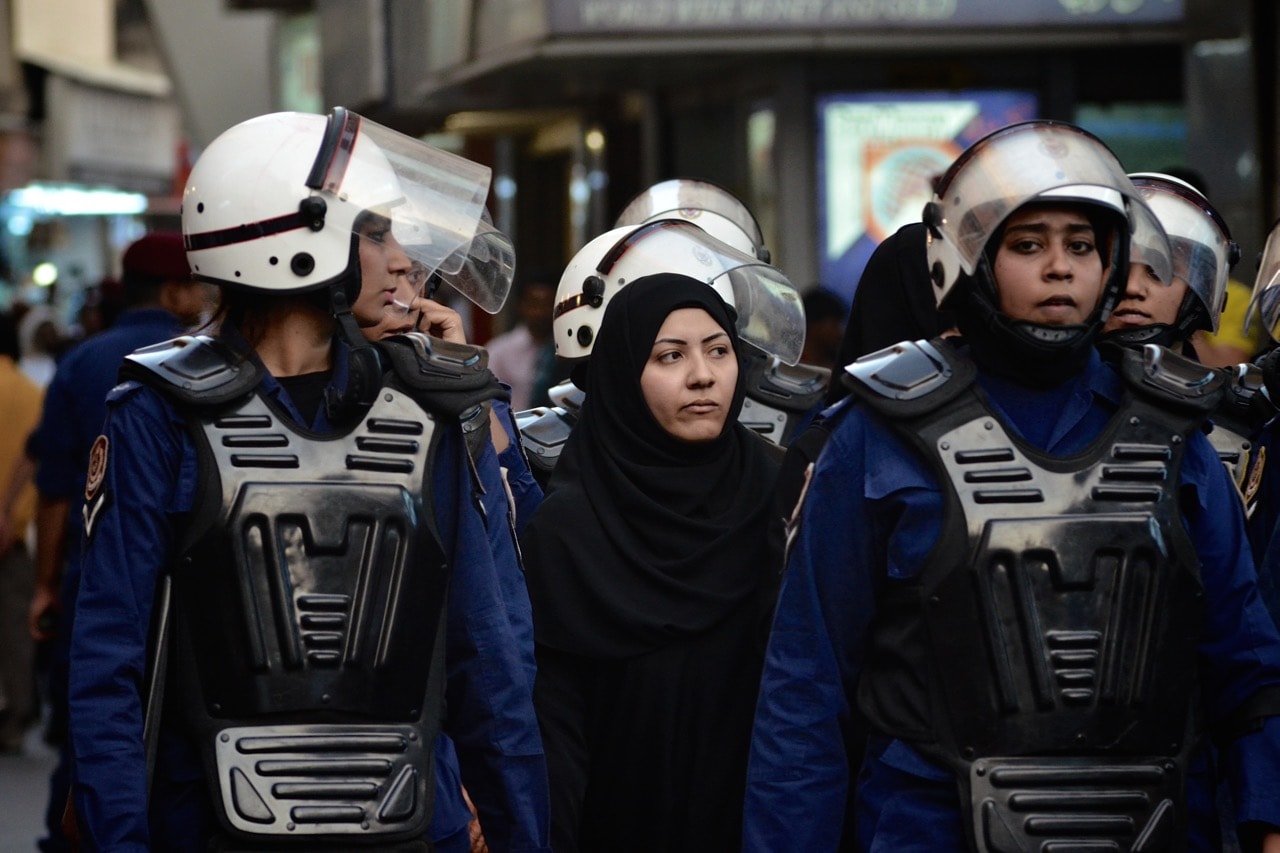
[30,306,187,853]
[745,344,1280,851]
[68,335,549,852]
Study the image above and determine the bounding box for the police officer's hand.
[406,297,467,345]
[461,785,489,853]
[1256,346,1280,406]
[28,583,60,642]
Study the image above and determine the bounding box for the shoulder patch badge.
[85,435,109,501]
[83,435,111,541]
[1245,445,1266,516]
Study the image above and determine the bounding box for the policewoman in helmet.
[67,109,549,852]
[744,121,1280,852]
[1094,173,1277,508]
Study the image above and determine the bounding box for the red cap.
[122,232,191,281]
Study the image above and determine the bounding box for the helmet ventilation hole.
[291,253,315,276]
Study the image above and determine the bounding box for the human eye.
[708,343,731,358]
[1068,238,1095,254]
[358,214,393,243]
[655,349,683,365]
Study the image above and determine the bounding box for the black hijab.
[828,222,953,404]
[522,273,780,658]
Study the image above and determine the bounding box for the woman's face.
[992,205,1107,326]
[639,306,738,443]
[1102,263,1189,333]
[353,213,416,328]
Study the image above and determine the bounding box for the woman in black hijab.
[521,273,781,852]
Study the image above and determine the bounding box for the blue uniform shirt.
[68,339,550,852]
[744,347,1280,852]
[32,309,187,557]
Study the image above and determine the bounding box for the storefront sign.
[549,0,1181,31]
[817,90,1039,301]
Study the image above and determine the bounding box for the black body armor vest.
[1206,361,1274,511]
[846,340,1224,853]
[123,333,501,845]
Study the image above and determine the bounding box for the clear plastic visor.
[931,123,1173,286]
[601,220,805,365]
[1130,188,1232,332]
[1247,221,1280,343]
[614,179,766,254]
[315,112,513,313]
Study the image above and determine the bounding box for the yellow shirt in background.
[1194,278,1267,368]
[0,354,43,534]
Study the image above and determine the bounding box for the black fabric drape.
[523,273,779,659]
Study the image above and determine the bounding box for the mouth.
[683,399,720,414]
[1108,305,1151,325]
[1033,295,1082,322]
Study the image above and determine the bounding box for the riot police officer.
[744,121,1280,851]
[67,109,549,851]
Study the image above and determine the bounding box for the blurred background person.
[23,231,201,853]
[16,305,64,390]
[486,271,558,410]
[0,311,43,755]
[799,287,847,376]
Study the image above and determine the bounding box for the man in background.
[23,231,204,853]
[486,273,557,410]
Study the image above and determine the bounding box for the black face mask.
[954,282,1101,387]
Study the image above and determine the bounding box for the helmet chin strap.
[324,280,383,424]
[1095,290,1205,353]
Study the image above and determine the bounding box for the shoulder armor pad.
[842,338,976,419]
[1119,344,1226,413]
[741,350,831,414]
[1214,362,1277,434]
[547,380,585,419]
[516,406,574,481]
[376,333,509,418]
[120,335,260,407]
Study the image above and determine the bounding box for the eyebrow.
[652,331,729,347]
[1005,222,1095,235]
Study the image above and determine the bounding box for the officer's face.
[354,213,415,328]
[1102,264,1189,333]
[992,205,1106,327]
[639,307,738,444]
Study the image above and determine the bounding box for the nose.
[687,352,715,388]
[1122,264,1151,298]
[383,231,412,278]
[1045,242,1074,280]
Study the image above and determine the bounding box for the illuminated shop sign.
[816,90,1039,302]
[549,0,1181,32]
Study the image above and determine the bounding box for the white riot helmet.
[1247,219,1280,343]
[553,219,805,365]
[614,178,770,262]
[1110,172,1239,344]
[182,108,514,314]
[924,121,1173,310]
[921,120,1174,382]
